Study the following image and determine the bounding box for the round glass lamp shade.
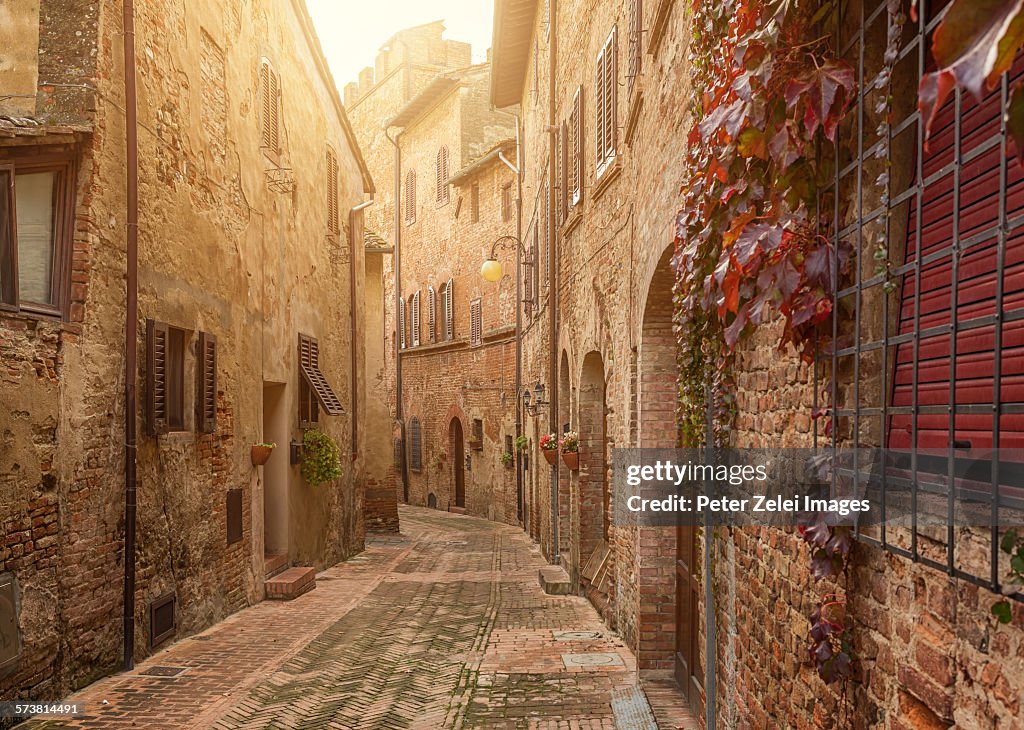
[480,258,503,282]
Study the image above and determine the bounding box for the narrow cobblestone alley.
[24,508,695,730]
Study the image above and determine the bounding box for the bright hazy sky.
[306,1,494,92]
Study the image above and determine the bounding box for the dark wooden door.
[452,419,465,508]
[675,523,702,711]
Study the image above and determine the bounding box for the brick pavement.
[22,507,696,729]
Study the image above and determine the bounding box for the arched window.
[409,417,423,471]
[404,170,416,224]
[435,146,450,204]
[427,286,436,342]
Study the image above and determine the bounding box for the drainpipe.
[122,0,139,672]
[548,0,560,565]
[385,127,409,502]
[499,127,523,530]
[349,199,374,462]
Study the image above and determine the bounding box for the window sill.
[562,208,583,237]
[592,160,622,202]
[159,431,193,445]
[0,307,81,334]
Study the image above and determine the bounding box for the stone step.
[264,552,289,579]
[265,566,316,600]
[448,506,466,515]
[539,565,572,595]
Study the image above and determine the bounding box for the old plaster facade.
[0,0,372,705]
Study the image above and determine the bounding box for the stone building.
[347,27,520,523]
[0,0,372,705]
[493,0,1024,727]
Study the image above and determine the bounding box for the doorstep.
[265,566,316,600]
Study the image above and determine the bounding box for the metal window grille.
[820,0,1024,603]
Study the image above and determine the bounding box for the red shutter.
[889,59,1024,450]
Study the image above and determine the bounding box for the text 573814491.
[0,702,85,717]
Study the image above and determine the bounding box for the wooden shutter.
[543,182,550,285]
[470,299,482,346]
[405,170,416,224]
[569,87,583,206]
[410,418,423,471]
[399,300,406,349]
[327,147,339,233]
[595,46,606,164]
[260,62,280,154]
[436,147,449,204]
[890,56,1024,450]
[146,319,170,436]
[627,0,642,102]
[196,331,217,434]
[427,286,436,342]
[605,27,618,160]
[471,183,480,222]
[445,278,454,340]
[411,291,421,347]
[299,333,344,416]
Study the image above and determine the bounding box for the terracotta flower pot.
[561,451,579,471]
[542,449,558,466]
[251,444,275,466]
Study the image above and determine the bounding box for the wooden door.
[452,419,466,508]
[675,523,702,711]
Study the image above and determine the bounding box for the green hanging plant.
[300,429,342,485]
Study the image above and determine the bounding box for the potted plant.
[251,442,276,466]
[300,429,342,485]
[539,433,559,466]
[500,451,514,468]
[514,435,529,453]
[559,431,580,471]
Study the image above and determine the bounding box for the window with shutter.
[435,146,450,205]
[595,27,618,176]
[427,286,436,342]
[196,331,217,434]
[470,298,482,347]
[445,277,454,340]
[259,61,281,158]
[501,183,513,222]
[404,170,416,224]
[627,0,643,103]
[555,124,567,224]
[411,291,421,347]
[409,417,423,471]
[146,319,188,435]
[398,300,406,349]
[326,146,339,234]
[542,182,550,286]
[569,87,583,206]
[298,333,344,422]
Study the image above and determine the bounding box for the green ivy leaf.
[991,600,1013,624]
[1002,528,1020,554]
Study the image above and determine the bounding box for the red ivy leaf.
[931,0,1024,101]
[1008,82,1024,166]
[918,70,957,148]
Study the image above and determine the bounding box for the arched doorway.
[640,245,701,707]
[450,418,465,509]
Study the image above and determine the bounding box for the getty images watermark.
[611,448,1024,528]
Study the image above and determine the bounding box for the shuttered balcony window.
[428,286,437,342]
[196,331,217,433]
[405,170,417,225]
[298,333,344,428]
[326,146,340,234]
[411,290,421,347]
[409,417,423,471]
[442,278,454,340]
[627,0,643,103]
[146,319,191,435]
[471,182,480,223]
[398,299,407,349]
[568,87,584,207]
[259,61,281,160]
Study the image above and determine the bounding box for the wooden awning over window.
[299,334,344,415]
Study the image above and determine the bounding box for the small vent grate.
[139,665,188,678]
[149,593,176,649]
